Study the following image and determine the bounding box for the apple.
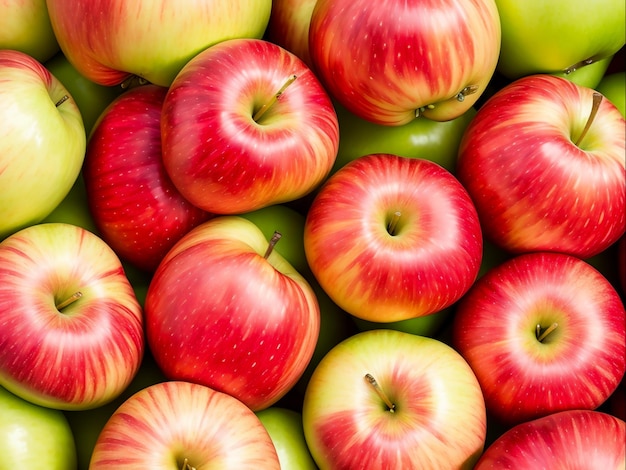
[0,0,59,62]
[302,329,487,469]
[0,384,77,469]
[304,153,483,323]
[45,51,124,135]
[331,101,477,175]
[83,83,212,273]
[456,74,626,259]
[0,49,86,240]
[597,71,626,117]
[0,222,144,410]
[474,410,626,469]
[265,0,317,67]
[308,0,501,124]
[145,216,320,411]
[89,380,281,469]
[161,37,339,215]
[256,407,317,470]
[46,0,273,87]
[41,172,99,234]
[494,0,625,83]
[452,251,626,426]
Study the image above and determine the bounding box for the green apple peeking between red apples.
[597,71,626,117]
[0,384,77,469]
[0,49,85,240]
[46,0,272,87]
[0,222,144,411]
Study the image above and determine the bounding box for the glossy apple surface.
[302,329,487,469]
[265,0,317,67]
[161,37,339,214]
[0,223,144,410]
[0,49,85,239]
[304,153,483,322]
[452,251,626,425]
[46,0,272,86]
[90,381,281,469]
[475,410,625,469]
[597,71,626,117]
[308,0,501,124]
[456,74,626,258]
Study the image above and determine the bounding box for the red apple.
[265,0,317,67]
[308,0,501,124]
[144,216,320,411]
[83,83,212,273]
[452,251,626,426]
[304,153,483,323]
[0,222,144,410]
[474,410,625,469]
[90,381,281,469]
[161,37,339,215]
[456,74,626,258]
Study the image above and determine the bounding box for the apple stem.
[387,211,402,236]
[574,92,603,146]
[563,57,596,75]
[263,231,283,259]
[536,322,559,343]
[365,373,395,413]
[120,75,149,90]
[253,74,298,122]
[456,85,479,102]
[55,291,83,311]
[55,95,69,107]
[181,458,196,470]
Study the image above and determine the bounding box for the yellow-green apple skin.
[256,407,317,470]
[0,0,59,62]
[0,385,77,469]
[495,0,625,80]
[302,329,487,469]
[597,71,626,117]
[0,49,86,240]
[46,0,273,87]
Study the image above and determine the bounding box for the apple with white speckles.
[83,83,212,272]
[144,215,320,411]
[456,74,626,258]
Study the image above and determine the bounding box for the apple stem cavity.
[365,373,395,413]
[253,74,298,122]
[574,92,603,146]
[180,458,196,470]
[536,322,559,343]
[387,211,402,236]
[456,85,479,102]
[55,291,83,311]
[55,95,69,107]
[263,231,283,259]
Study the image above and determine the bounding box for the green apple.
[596,71,626,117]
[0,385,77,469]
[0,0,59,63]
[45,52,124,136]
[0,50,86,240]
[332,101,476,175]
[353,307,452,337]
[495,0,625,81]
[256,407,317,470]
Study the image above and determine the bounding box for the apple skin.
[0,384,77,469]
[304,153,483,323]
[46,0,272,87]
[308,0,501,124]
[452,251,626,426]
[302,329,487,469]
[0,49,86,240]
[494,0,625,80]
[145,216,320,411]
[0,222,144,411]
[265,0,317,68]
[256,407,317,470]
[456,74,626,259]
[0,0,59,62]
[83,83,212,273]
[89,381,281,469]
[474,410,625,469]
[597,71,626,117]
[161,37,339,215]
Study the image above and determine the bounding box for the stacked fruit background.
[1,0,625,469]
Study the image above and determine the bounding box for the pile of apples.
[1,0,625,469]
